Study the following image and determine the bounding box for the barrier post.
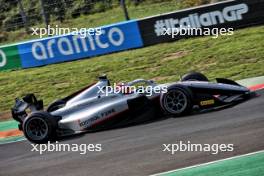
[120,0,130,21]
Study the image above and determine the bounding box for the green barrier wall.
[0,45,21,71]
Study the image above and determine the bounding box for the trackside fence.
[0,0,263,71]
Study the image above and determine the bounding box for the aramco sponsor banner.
[18,20,143,68]
[138,0,264,46]
[0,0,264,71]
[0,45,21,71]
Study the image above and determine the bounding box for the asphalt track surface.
[0,90,264,176]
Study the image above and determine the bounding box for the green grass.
[0,25,263,115]
[1,0,185,45]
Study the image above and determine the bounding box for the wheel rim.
[25,117,48,141]
[163,89,187,114]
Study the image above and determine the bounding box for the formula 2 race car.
[11,72,254,143]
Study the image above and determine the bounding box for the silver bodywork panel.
[51,78,157,132]
[12,77,250,136]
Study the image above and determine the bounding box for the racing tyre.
[47,99,66,112]
[161,86,192,116]
[181,72,209,82]
[23,112,57,143]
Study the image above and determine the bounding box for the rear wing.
[11,94,43,124]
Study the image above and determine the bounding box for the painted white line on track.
[0,138,26,145]
[150,150,264,176]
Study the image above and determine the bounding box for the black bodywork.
[172,78,254,111]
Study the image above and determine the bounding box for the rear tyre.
[181,72,209,82]
[161,86,192,116]
[47,99,66,112]
[23,112,57,143]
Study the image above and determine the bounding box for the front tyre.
[23,112,57,143]
[161,86,192,116]
[181,72,209,82]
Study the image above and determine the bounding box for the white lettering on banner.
[31,27,125,60]
[96,30,109,49]
[108,27,124,46]
[32,42,48,60]
[47,39,56,58]
[58,37,74,56]
[223,4,248,21]
[154,3,249,36]
[0,49,7,67]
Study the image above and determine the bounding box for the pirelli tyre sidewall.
[161,86,193,116]
[23,112,57,144]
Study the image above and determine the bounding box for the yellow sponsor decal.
[200,99,215,106]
